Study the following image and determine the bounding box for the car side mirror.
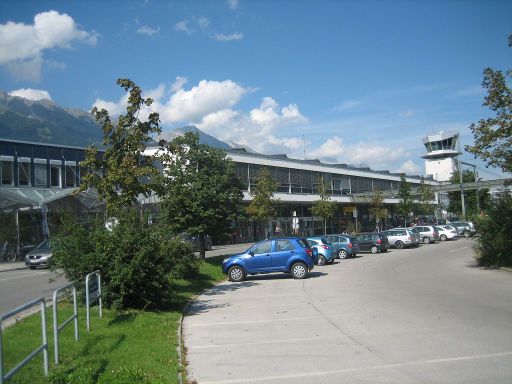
[312,248,318,257]
[249,251,254,257]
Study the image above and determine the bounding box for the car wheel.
[463,230,470,238]
[291,262,308,279]
[228,266,245,282]
[440,234,447,241]
[381,249,388,253]
[424,237,431,244]
[338,249,348,259]
[370,245,378,254]
[206,243,212,251]
[395,240,404,249]
[29,266,36,270]
[318,255,326,265]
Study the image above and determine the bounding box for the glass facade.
[234,161,419,194]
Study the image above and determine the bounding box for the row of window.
[235,163,416,194]
[0,160,79,188]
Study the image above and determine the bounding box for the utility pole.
[458,137,466,219]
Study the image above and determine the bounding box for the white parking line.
[191,335,333,350]
[199,351,512,384]
[186,315,322,327]
[448,247,470,253]
[0,271,51,282]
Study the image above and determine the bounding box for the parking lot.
[183,238,512,384]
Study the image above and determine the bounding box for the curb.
[0,266,28,273]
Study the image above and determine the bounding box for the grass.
[1,256,226,384]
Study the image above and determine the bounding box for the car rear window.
[297,238,309,248]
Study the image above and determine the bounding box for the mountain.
[0,90,103,147]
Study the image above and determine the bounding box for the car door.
[271,239,296,270]
[245,240,273,272]
[358,235,370,251]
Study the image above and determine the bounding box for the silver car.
[382,228,420,249]
[25,240,52,269]
[414,225,440,244]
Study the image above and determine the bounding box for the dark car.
[222,237,318,282]
[355,233,389,254]
[178,233,213,251]
[25,240,52,269]
[326,234,360,259]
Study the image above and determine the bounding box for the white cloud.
[212,32,243,42]
[226,0,239,10]
[309,137,344,159]
[9,88,52,101]
[174,20,193,35]
[333,99,363,112]
[171,76,187,92]
[159,79,250,122]
[197,17,210,29]
[0,10,98,81]
[91,78,308,156]
[396,160,421,174]
[137,25,160,36]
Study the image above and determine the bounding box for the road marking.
[448,246,470,253]
[0,271,51,282]
[198,351,512,384]
[186,315,323,327]
[191,336,333,349]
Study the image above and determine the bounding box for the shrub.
[474,191,512,268]
[51,210,199,310]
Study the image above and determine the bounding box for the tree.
[159,132,245,259]
[79,78,162,215]
[246,168,279,239]
[397,174,413,226]
[473,191,512,268]
[448,169,491,218]
[311,177,337,235]
[465,35,512,174]
[369,188,387,232]
[416,176,436,217]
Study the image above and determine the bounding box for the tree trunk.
[323,219,327,235]
[199,234,206,260]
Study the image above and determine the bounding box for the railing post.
[85,271,102,332]
[52,283,79,364]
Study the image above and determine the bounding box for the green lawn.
[1,256,225,384]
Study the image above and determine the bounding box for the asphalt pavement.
[183,238,512,384]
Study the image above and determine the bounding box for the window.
[276,240,294,251]
[1,160,13,185]
[50,165,61,187]
[65,165,76,187]
[35,164,47,187]
[253,241,272,255]
[18,162,31,186]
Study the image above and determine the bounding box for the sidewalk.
[0,261,27,272]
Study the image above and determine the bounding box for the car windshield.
[36,240,51,250]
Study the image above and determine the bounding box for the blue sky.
[0,0,511,179]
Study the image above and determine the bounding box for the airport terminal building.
[0,137,434,244]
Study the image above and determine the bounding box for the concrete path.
[183,239,512,384]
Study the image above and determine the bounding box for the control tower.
[421,132,459,182]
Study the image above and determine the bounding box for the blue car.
[222,237,318,282]
[326,234,360,259]
[306,236,335,265]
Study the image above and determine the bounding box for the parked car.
[355,233,389,254]
[307,236,336,265]
[436,225,458,241]
[222,237,318,282]
[326,234,360,259]
[25,240,52,269]
[414,225,440,244]
[178,233,213,251]
[449,221,476,238]
[382,228,419,249]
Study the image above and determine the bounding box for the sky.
[0,0,511,179]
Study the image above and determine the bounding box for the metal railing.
[0,298,49,383]
[52,283,79,364]
[85,270,102,332]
